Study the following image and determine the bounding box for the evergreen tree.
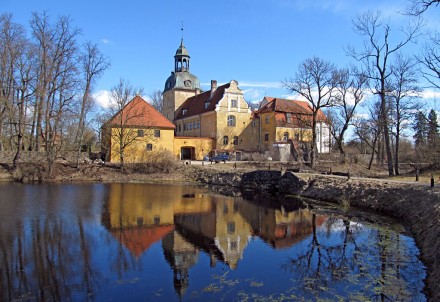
[413,111,428,147]
[427,109,439,148]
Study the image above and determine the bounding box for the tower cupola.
[174,39,190,72]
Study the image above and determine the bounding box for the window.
[146,143,153,151]
[193,121,196,129]
[264,133,269,141]
[265,116,270,124]
[286,113,292,124]
[227,221,235,234]
[136,217,144,226]
[204,101,210,109]
[295,133,300,141]
[227,115,236,127]
[231,99,237,108]
[197,120,200,129]
[230,241,237,251]
[137,129,144,137]
[182,108,187,115]
[233,136,238,145]
[154,130,160,137]
[283,132,289,141]
[178,124,181,132]
[223,136,229,145]
[189,123,192,130]
[252,120,256,127]
[153,216,160,225]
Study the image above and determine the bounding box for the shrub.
[126,149,176,174]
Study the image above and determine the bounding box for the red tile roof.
[174,83,231,120]
[111,224,175,258]
[256,97,327,127]
[106,96,175,129]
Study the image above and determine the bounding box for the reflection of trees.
[284,215,423,301]
[0,214,100,302]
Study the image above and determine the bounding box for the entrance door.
[181,147,195,160]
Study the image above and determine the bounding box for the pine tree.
[427,109,439,149]
[413,111,428,147]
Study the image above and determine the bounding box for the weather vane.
[181,21,184,40]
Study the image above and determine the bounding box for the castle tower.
[163,39,201,122]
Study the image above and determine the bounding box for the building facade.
[101,96,175,163]
[102,40,331,163]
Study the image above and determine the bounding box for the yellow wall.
[214,81,255,151]
[109,127,175,163]
[260,112,276,151]
[163,89,198,121]
[275,127,312,143]
[173,137,214,160]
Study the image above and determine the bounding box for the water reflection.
[0,182,426,301]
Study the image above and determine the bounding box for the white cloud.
[201,80,281,89]
[93,90,112,108]
[238,81,282,89]
[421,89,440,99]
[101,38,112,45]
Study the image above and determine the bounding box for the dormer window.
[204,100,210,109]
[286,113,292,124]
[182,109,187,115]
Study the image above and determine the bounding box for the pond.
[0,182,426,301]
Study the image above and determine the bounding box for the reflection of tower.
[162,230,199,299]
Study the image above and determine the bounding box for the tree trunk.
[394,129,400,176]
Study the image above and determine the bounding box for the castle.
[102,39,331,163]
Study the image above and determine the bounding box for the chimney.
[210,80,217,97]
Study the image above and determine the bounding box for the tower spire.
[181,21,184,41]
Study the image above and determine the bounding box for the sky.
[2,0,440,111]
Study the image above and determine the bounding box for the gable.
[106,96,175,129]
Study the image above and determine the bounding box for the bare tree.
[75,41,110,167]
[149,89,163,113]
[407,0,440,15]
[354,102,382,170]
[102,79,145,171]
[12,42,36,168]
[329,67,368,155]
[283,57,337,167]
[419,32,440,90]
[0,14,25,151]
[388,54,421,175]
[348,11,422,176]
[29,12,81,175]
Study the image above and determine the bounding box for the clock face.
[184,80,191,87]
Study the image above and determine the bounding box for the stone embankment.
[191,167,440,301]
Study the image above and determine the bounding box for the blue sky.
[3,0,440,109]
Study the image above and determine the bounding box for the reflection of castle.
[174,197,251,270]
[238,199,327,249]
[162,231,198,298]
[101,184,326,297]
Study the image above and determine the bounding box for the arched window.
[233,136,239,145]
[283,132,289,141]
[227,115,236,127]
[223,136,229,145]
